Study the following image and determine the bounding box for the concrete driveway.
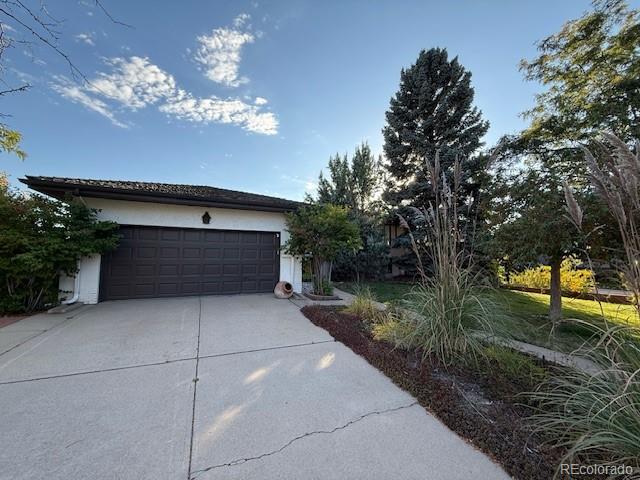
[0,295,509,480]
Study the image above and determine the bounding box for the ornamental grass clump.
[344,285,382,322]
[566,133,640,312]
[528,321,640,472]
[534,133,640,474]
[384,154,496,366]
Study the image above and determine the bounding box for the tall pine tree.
[383,48,489,275]
[383,48,489,208]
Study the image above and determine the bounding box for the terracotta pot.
[274,281,294,299]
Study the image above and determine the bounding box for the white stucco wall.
[61,197,302,304]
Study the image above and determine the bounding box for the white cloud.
[87,56,177,110]
[160,92,278,135]
[233,13,251,28]
[52,77,128,128]
[74,32,95,46]
[52,56,277,134]
[194,14,254,87]
[254,96,268,105]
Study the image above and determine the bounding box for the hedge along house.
[20,176,304,304]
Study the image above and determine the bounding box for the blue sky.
[0,0,616,200]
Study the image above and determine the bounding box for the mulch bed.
[301,305,567,480]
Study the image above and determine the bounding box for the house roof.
[20,176,303,213]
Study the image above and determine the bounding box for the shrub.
[372,310,414,345]
[332,214,390,281]
[0,183,119,313]
[509,257,594,293]
[528,321,640,472]
[284,204,361,296]
[320,279,334,296]
[345,286,381,321]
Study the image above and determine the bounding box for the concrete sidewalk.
[0,294,510,480]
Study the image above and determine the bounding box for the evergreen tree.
[314,142,389,280]
[383,47,489,207]
[382,48,489,276]
[316,142,380,212]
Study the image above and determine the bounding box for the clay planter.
[274,281,294,299]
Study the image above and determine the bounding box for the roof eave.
[20,178,301,213]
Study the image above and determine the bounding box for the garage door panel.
[260,264,275,274]
[243,248,258,259]
[203,264,222,275]
[160,247,179,258]
[159,264,179,276]
[204,231,223,242]
[223,264,240,275]
[158,283,179,295]
[182,264,200,276]
[109,264,131,277]
[138,229,159,240]
[260,249,275,260]
[260,233,276,244]
[201,282,219,294]
[242,264,257,275]
[135,264,156,276]
[160,229,180,241]
[242,232,258,243]
[134,283,155,296]
[183,247,201,258]
[224,232,239,243]
[100,226,279,300]
[258,279,277,291]
[112,247,133,261]
[137,247,157,258]
[204,248,221,258]
[222,281,242,293]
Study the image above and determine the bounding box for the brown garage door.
[99,225,280,301]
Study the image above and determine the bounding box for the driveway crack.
[189,401,418,478]
[187,296,203,480]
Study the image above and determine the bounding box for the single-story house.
[20,176,304,304]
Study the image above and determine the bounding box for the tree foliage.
[284,204,361,295]
[382,47,489,276]
[317,142,380,212]
[383,47,489,208]
[315,142,388,281]
[489,1,636,320]
[0,126,26,160]
[520,0,640,145]
[0,181,120,313]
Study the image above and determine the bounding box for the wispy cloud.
[52,77,129,128]
[161,91,278,135]
[52,55,277,134]
[52,15,276,134]
[87,56,177,110]
[194,14,254,87]
[74,32,95,46]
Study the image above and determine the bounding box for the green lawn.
[336,281,639,352]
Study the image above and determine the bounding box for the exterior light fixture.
[202,211,211,224]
